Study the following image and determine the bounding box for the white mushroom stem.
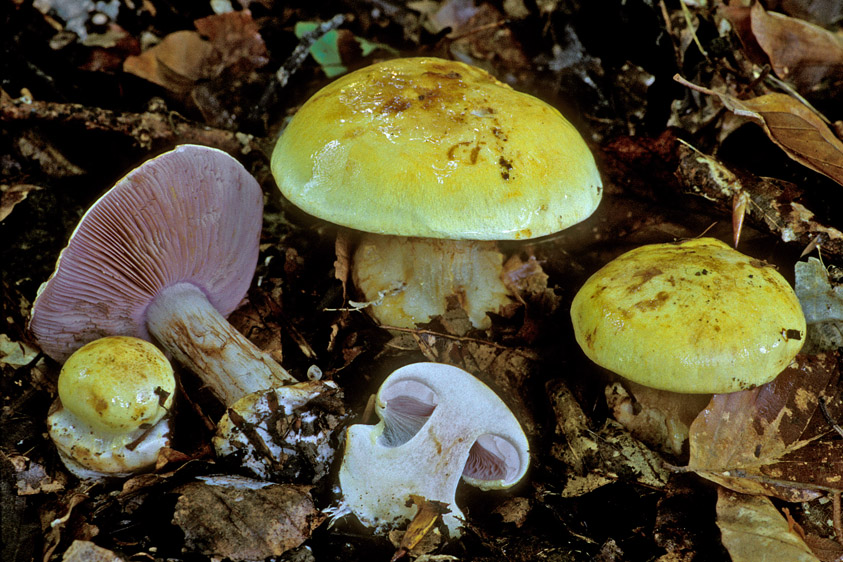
[339,363,529,536]
[146,282,296,405]
[352,235,513,328]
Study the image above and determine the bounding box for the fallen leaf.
[675,142,843,258]
[0,184,40,223]
[547,379,670,497]
[674,76,843,187]
[61,540,124,562]
[389,495,449,561]
[750,3,843,93]
[716,487,821,562]
[172,476,324,561]
[783,507,843,562]
[795,257,843,352]
[194,10,269,76]
[492,496,531,527]
[123,30,215,95]
[605,381,710,457]
[687,353,843,501]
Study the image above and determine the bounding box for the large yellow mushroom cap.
[271,57,602,240]
[58,335,175,432]
[570,238,806,393]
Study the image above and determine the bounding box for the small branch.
[0,94,257,156]
[380,325,539,360]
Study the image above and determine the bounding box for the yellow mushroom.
[272,57,602,328]
[47,336,175,479]
[570,238,806,394]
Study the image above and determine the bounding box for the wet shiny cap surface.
[58,335,175,432]
[271,57,602,240]
[570,238,806,393]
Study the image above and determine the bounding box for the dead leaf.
[795,257,843,352]
[750,3,843,93]
[0,184,41,223]
[492,496,531,527]
[547,379,670,497]
[716,487,821,562]
[687,353,843,501]
[675,76,843,187]
[194,10,269,76]
[172,476,324,561]
[675,142,843,259]
[606,381,710,457]
[123,30,215,95]
[61,540,124,562]
[10,455,66,495]
[389,495,449,561]
[783,507,843,562]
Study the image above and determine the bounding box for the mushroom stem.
[353,235,513,328]
[146,282,296,405]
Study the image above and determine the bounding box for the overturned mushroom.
[339,362,529,536]
[29,145,296,407]
[272,57,602,328]
[48,336,175,479]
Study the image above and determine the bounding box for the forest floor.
[4,1,843,561]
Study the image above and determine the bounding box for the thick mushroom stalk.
[29,145,296,406]
[353,236,512,328]
[339,362,529,536]
[146,282,293,405]
[47,336,175,479]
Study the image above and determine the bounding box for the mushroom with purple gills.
[47,336,175,480]
[338,362,530,536]
[29,144,297,410]
[271,56,602,329]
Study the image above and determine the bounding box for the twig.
[380,325,539,360]
[819,397,843,439]
[0,94,257,155]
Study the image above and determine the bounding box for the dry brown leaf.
[194,10,269,76]
[687,353,843,501]
[548,379,670,497]
[123,11,267,98]
[389,495,449,561]
[675,76,843,187]
[716,487,821,562]
[123,30,215,95]
[61,540,124,562]
[0,184,41,223]
[750,3,843,93]
[172,476,324,561]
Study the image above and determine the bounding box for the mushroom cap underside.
[570,237,807,393]
[338,362,529,535]
[271,57,602,240]
[29,144,263,362]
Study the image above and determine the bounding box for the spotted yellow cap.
[570,238,806,393]
[57,335,175,432]
[271,57,602,240]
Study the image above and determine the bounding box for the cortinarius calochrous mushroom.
[48,336,175,479]
[339,362,530,536]
[271,57,602,328]
[29,144,296,408]
[570,237,806,394]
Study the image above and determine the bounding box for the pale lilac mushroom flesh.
[30,145,296,407]
[339,362,530,536]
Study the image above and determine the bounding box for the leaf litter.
[6,0,843,560]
